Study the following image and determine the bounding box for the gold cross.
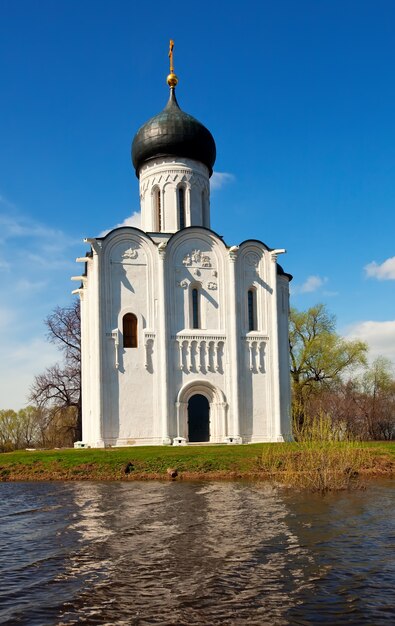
[168,39,174,73]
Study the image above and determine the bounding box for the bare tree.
[30,301,81,442]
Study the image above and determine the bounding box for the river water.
[0,480,393,625]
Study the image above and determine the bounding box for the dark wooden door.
[188,394,210,442]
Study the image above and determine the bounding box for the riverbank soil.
[0,442,394,488]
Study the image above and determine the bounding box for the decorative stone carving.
[107,329,119,369]
[175,334,226,373]
[228,245,239,262]
[207,282,217,290]
[243,336,267,373]
[177,279,189,289]
[122,247,138,260]
[246,252,260,267]
[157,242,167,259]
[183,250,212,268]
[144,333,155,371]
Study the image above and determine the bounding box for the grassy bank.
[0,441,394,491]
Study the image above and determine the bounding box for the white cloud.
[345,320,395,364]
[210,171,235,190]
[99,212,141,236]
[14,279,48,294]
[0,199,83,409]
[0,306,14,327]
[25,253,75,270]
[365,256,395,280]
[0,212,67,242]
[291,275,327,295]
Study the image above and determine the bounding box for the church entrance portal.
[188,394,210,442]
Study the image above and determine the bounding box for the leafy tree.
[0,406,42,451]
[30,300,81,441]
[289,304,367,428]
[0,409,18,451]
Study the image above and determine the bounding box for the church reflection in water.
[59,481,316,625]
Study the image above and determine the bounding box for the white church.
[73,48,292,447]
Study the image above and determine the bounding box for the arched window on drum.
[153,187,162,231]
[178,186,186,229]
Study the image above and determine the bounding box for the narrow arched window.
[178,187,185,229]
[155,189,162,231]
[123,313,138,348]
[248,290,256,332]
[192,288,200,329]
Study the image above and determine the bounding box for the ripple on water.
[0,480,393,625]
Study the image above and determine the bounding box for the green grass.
[0,442,393,487]
[0,444,264,475]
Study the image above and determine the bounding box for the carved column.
[199,340,205,371]
[248,341,254,371]
[259,340,266,372]
[178,340,184,370]
[187,340,193,371]
[112,329,119,369]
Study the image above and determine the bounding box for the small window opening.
[248,290,256,332]
[178,187,185,229]
[123,313,138,348]
[192,288,200,329]
[155,189,162,231]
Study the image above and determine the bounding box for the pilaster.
[270,249,286,442]
[158,243,171,443]
[228,246,241,440]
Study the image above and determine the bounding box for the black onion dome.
[131,88,216,177]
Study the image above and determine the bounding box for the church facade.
[73,59,292,447]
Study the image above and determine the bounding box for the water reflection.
[0,481,393,625]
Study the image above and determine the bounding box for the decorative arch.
[104,231,157,333]
[175,381,228,443]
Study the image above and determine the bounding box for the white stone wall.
[139,157,210,232]
[78,224,292,446]
[77,142,292,446]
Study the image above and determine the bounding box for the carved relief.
[183,250,212,268]
[111,242,145,265]
[177,279,189,289]
[245,252,260,267]
[122,247,139,260]
[207,282,217,290]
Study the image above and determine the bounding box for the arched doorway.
[188,394,210,442]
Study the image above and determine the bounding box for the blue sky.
[1,0,394,409]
